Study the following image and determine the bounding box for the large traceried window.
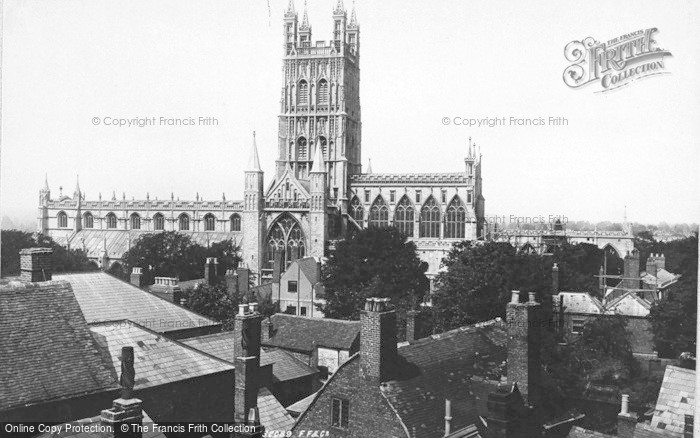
[130,213,141,230]
[317,79,329,105]
[265,214,306,270]
[230,214,241,232]
[178,214,190,231]
[204,213,216,231]
[153,213,165,231]
[57,211,68,228]
[83,212,94,229]
[445,197,466,239]
[349,196,364,224]
[419,197,441,238]
[393,196,415,236]
[105,213,117,229]
[298,80,309,105]
[368,196,389,228]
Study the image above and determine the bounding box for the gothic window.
[350,196,364,223]
[130,213,141,230]
[204,213,216,231]
[297,137,308,160]
[419,197,441,238]
[265,214,306,270]
[368,196,389,228]
[178,214,190,231]
[83,212,94,229]
[153,213,165,231]
[230,214,241,232]
[298,80,309,105]
[445,197,466,239]
[105,213,117,229]
[319,136,328,158]
[318,80,329,105]
[389,190,396,203]
[57,211,68,228]
[393,196,415,236]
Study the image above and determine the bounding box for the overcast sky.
[2,0,699,227]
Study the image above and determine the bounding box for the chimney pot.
[444,399,452,437]
[528,292,537,303]
[620,394,629,415]
[248,407,260,426]
[250,302,258,313]
[238,304,247,316]
[510,290,520,304]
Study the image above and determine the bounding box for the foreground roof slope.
[264,313,360,352]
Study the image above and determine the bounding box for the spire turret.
[366,158,372,174]
[73,175,81,199]
[334,0,345,15]
[348,0,358,27]
[43,174,50,191]
[286,0,296,15]
[311,143,325,173]
[248,131,262,171]
[300,0,310,30]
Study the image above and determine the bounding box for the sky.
[1,0,699,228]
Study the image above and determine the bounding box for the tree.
[320,227,429,321]
[649,276,697,357]
[1,230,96,276]
[551,243,604,294]
[121,232,241,284]
[183,283,238,330]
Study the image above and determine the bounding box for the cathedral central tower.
[277,0,361,213]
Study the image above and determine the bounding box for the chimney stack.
[205,257,219,286]
[617,394,638,438]
[623,250,640,291]
[551,263,559,294]
[506,291,541,407]
[406,310,418,342]
[261,318,272,344]
[101,346,143,438]
[486,384,522,438]
[19,248,53,282]
[234,304,264,425]
[130,267,143,288]
[237,266,250,296]
[646,254,658,277]
[360,297,397,385]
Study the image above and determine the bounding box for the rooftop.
[54,271,219,334]
[0,281,117,412]
[264,313,360,352]
[648,365,695,436]
[257,387,296,431]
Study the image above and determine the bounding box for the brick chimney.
[617,394,638,438]
[486,384,522,438]
[360,297,397,385]
[506,291,541,407]
[551,263,559,294]
[101,346,142,438]
[261,317,272,344]
[234,303,264,425]
[205,257,219,286]
[646,253,660,277]
[623,250,640,291]
[130,267,143,288]
[19,248,53,282]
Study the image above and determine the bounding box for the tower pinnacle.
[43,174,50,191]
[300,0,310,29]
[248,131,262,171]
[334,0,345,14]
[311,143,325,173]
[349,0,358,27]
[73,175,81,199]
[366,158,372,174]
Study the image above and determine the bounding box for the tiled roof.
[258,387,295,432]
[0,281,117,411]
[264,314,360,352]
[381,320,508,438]
[286,391,317,416]
[36,411,165,438]
[89,321,233,390]
[181,331,317,382]
[648,365,695,436]
[54,272,218,334]
[555,292,605,314]
[68,229,240,260]
[294,257,322,283]
[567,426,614,437]
[641,269,680,289]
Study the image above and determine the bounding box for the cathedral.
[38,1,485,286]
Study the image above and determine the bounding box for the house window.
[572,318,585,334]
[153,213,165,231]
[390,190,396,203]
[288,281,298,293]
[178,214,190,231]
[57,211,68,228]
[230,214,241,232]
[331,398,349,429]
[286,305,297,315]
[300,307,307,316]
[83,212,94,229]
[204,213,216,231]
[105,213,117,229]
[415,190,422,203]
[130,213,141,230]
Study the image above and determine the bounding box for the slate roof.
[294,257,322,283]
[264,314,360,352]
[89,321,233,390]
[381,320,508,438]
[36,411,165,438]
[566,426,614,437]
[181,331,317,382]
[641,269,681,289]
[258,387,295,431]
[54,272,218,334]
[555,292,606,314]
[286,392,317,416]
[0,280,117,411]
[67,229,240,260]
[647,365,695,436]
